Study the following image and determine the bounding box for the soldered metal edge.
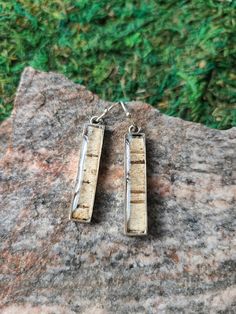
[69,122,105,223]
[124,132,148,236]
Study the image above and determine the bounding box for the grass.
[0,0,236,128]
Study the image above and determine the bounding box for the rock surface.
[0,67,235,313]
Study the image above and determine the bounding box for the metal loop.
[129,124,141,134]
[90,115,103,124]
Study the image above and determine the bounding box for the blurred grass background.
[0,0,236,128]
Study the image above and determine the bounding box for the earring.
[69,101,130,223]
[124,114,148,236]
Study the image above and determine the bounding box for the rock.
[0,67,235,313]
[0,118,12,159]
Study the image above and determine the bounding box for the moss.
[0,0,235,128]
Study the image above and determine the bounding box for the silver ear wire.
[119,101,131,118]
[90,101,131,124]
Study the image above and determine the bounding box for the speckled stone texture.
[0,67,236,314]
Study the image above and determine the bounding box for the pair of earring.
[69,101,148,236]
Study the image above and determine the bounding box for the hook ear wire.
[95,101,131,123]
[119,101,131,118]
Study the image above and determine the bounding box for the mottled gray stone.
[0,118,12,159]
[0,67,236,313]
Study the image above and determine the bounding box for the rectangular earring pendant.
[124,132,148,236]
[69,123,105,223]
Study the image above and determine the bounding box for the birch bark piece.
[125,133,147,235]
[70,123,104,222]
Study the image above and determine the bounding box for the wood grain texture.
[125,133,147,235]
[0,67,235,314]
[70,124,104,222]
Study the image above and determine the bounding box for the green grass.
[0,0,236,128]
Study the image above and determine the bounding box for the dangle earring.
[69,101,130,223]
[124,113,148,236]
